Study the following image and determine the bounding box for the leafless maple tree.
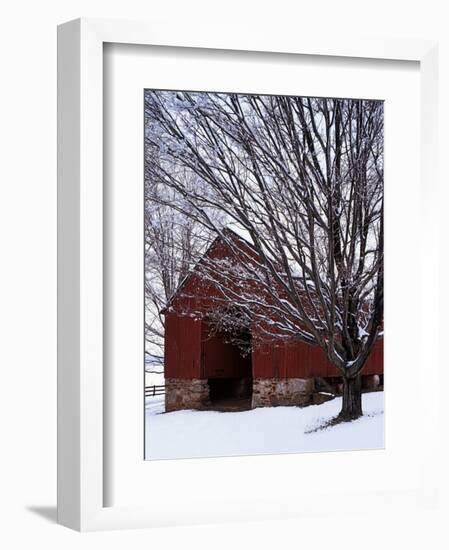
[144,91,384,420]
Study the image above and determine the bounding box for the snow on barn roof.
[160,227,256,315]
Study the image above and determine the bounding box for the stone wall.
[165,378,210,412]
[362,374,381,391]
[252,377,315,408]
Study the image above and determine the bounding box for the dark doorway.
[207,377,252,411]
[202,323,252,410]
[208,376,252,400]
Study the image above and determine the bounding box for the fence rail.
[145,384,166,398]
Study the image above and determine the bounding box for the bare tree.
[144,91,383,421]
[144,157,221,368]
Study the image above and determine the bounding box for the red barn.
[163,230,383,411]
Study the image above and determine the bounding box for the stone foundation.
[165,376,379,411]
[362,374,381,391]
[252,377,315,408]
[165,378,211,412]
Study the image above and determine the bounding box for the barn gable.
[163,228,256,316]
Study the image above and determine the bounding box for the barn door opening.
[202,322,252,410]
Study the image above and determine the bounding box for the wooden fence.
[145,384,166,398]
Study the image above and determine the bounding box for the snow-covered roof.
[160,227,257,314]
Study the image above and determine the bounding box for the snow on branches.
[144,91,384,380]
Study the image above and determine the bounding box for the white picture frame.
[57,17,440,531]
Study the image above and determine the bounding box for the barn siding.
[363,340,384,375]
[164,312,202,379]
[201,325,252,379]
[252,338,383,378]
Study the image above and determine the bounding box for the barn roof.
[160,227,255,315]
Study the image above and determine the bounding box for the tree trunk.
[339,374,363,421]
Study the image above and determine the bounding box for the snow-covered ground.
[144,354,164,387]
[145,391,384,460]
[145,371,164,386]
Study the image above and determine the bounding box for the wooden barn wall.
[252,339,383,379]
[363,340,384,375]
[168,237,258,316]
[164,312,202,379]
